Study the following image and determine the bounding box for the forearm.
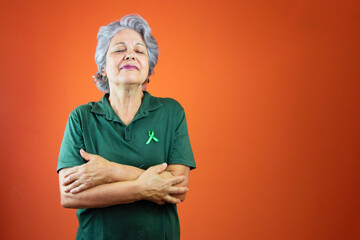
[74,149,176,184]
[109,162,171,182]
[59,163,188,208]
[61,180,142,209]
[110,162,145,182]
[113,164,189,202]
[166,165,190,202]
[62,160,180,196]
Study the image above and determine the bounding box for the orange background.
[1,0,359,239]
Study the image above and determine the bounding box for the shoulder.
[68,101,97,119]
[156,96,185,113]
[145,91,185,113]
[156,98,186,121]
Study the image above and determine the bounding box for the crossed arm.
[58,149,191,209]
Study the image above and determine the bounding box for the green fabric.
[57,91,196,240]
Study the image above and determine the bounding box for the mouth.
[120,64,139,70]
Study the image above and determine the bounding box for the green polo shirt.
[57,91,196,240]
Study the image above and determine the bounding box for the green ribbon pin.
[146,130,159,144]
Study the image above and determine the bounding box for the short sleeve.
[168,108,196,169]
[57,110,86,173]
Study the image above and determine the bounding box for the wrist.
[134,178,147,200]
[107,162,124,183]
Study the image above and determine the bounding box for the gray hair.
[93,14,159,92]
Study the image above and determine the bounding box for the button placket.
[124,126,131,141]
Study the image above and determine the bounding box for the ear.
[101,66,106,76]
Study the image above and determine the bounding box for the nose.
[124,50,135,60]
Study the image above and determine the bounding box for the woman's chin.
[110,79,144,88]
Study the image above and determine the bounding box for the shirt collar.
[90,91,163,123]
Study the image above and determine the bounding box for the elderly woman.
[57,14,196,240]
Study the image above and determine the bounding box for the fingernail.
[162,163,167,167]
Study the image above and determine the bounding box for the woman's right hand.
[136,163,188,205]
[62,149,116,194]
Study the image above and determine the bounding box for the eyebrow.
[114,42,145,47]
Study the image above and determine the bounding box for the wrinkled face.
[104,29,149,87]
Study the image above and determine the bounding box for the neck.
[108,84,144,126]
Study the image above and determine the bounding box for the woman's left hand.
[62,149,115,194]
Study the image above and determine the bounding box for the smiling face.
[104,29,149,88]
